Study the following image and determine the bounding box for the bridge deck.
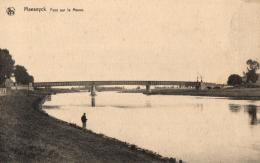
[33,81,200,87]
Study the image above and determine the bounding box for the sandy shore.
[0,92,176,163]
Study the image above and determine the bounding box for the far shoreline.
[119,87,260,100]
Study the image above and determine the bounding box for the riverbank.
[0,92,176,163]
[144,88,260,99]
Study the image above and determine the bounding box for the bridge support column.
[146,84,151,94]
[90,85,96,107]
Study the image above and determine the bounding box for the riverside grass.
[0,92,175,163]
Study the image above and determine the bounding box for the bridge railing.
[33,80,201,88]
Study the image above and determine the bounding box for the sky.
[0,0,260,83]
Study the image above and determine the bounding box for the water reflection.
[229,104,260,125]
[229,104,242,112]
[145,100,152,108]
[195,103,203,111]
[43,105,61,109]
[245,105,259,125]
[91,96,95,107]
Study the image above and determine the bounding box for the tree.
[0,49,15,85]
[227,74,242,86]
[14,65,34,85]
[246,59,259,83]
[246,59,259,71]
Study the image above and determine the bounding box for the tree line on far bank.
[227,59,259,87]
[0,49,34,86]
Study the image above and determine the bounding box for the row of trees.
[0,49,34,86]
[227,59,259,86]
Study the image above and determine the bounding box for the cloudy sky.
[1,0,260,83]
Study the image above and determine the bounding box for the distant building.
[0,78,14,95]
[0,88,7,95]
[200,82,220,90]
[4,78,14,88]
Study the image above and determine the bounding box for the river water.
[43,92,260,163]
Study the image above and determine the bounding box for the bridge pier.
[90,85,96,107]
[146,84,151,94]
[90,85,96,96]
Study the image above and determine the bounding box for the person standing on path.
[81,113,87,129]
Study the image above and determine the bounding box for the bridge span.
[33,80,221,107]
[33,80,201,94]
[33,80,199,87]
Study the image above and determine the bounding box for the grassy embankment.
[0,91,176,163]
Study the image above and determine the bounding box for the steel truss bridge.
[33,80,222,107]
[33,80,201,88]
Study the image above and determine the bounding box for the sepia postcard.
[1,0,260,163]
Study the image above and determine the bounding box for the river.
[43,92,260,163]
